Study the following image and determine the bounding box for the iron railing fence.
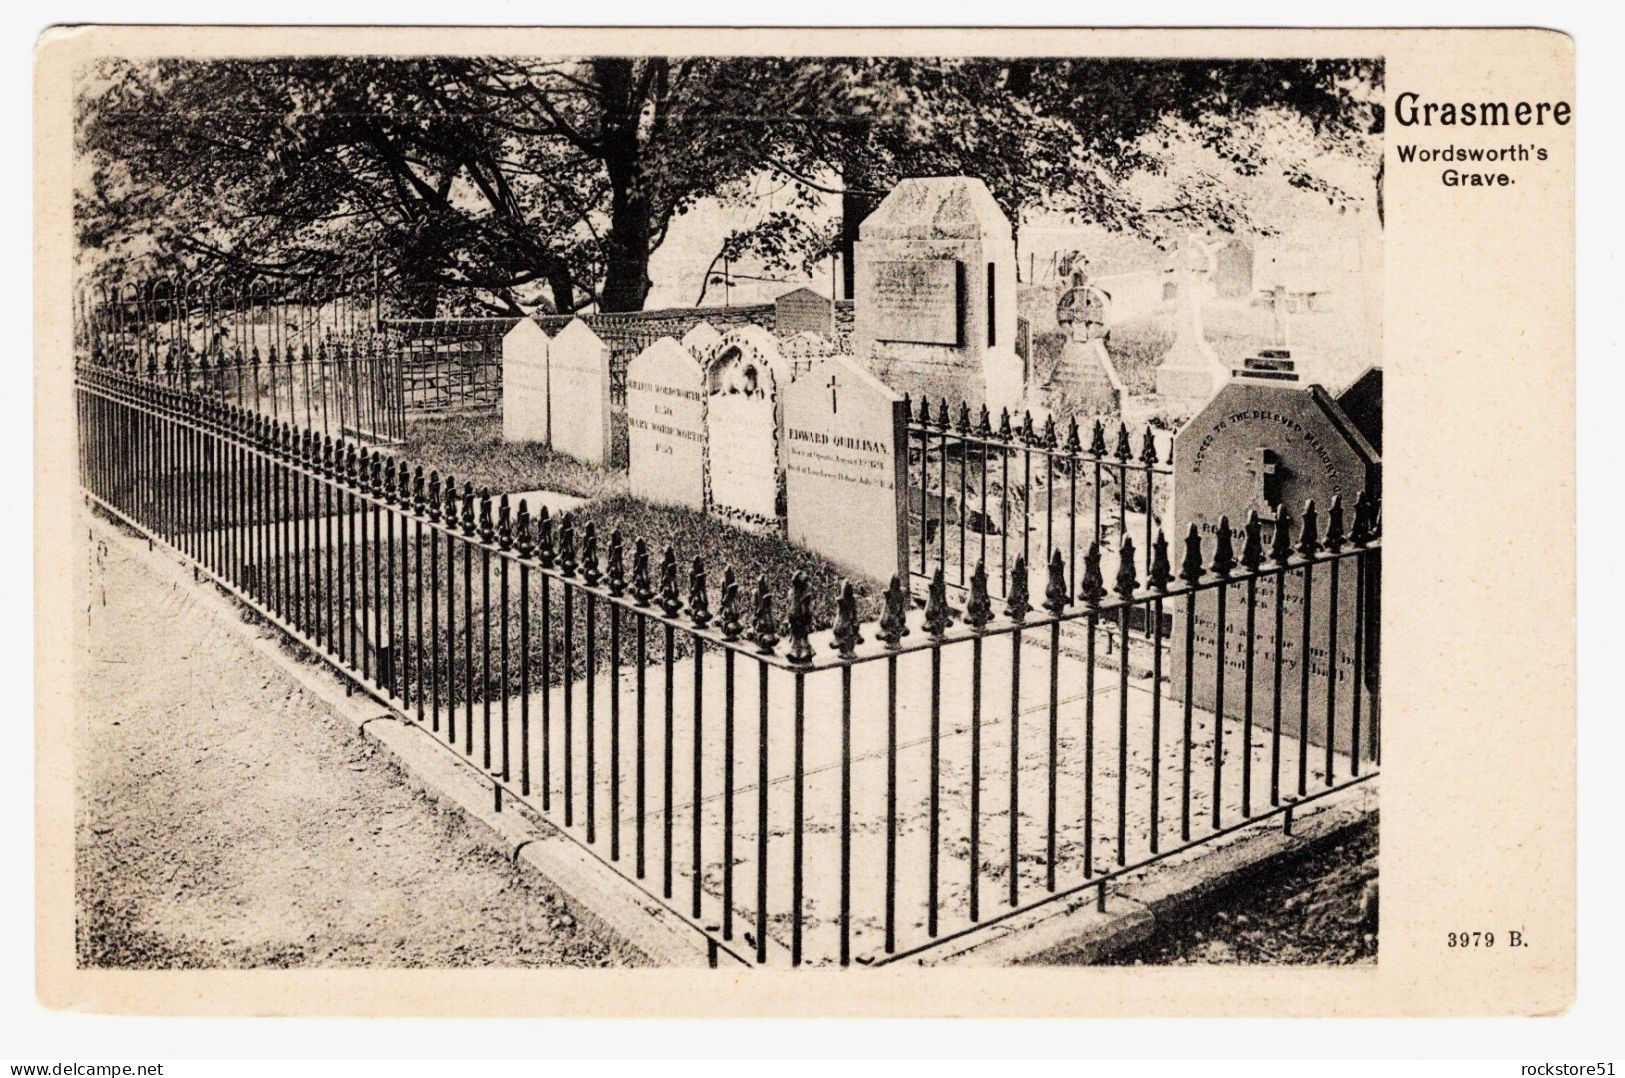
[79,345,407,445]
[77,367,1379,969]
[380,318,516,413]
[905,398,1174,605]
[76,273,375,371]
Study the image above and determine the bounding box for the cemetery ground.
[1103,817,1378,966]
[401,410,882,628]
[76,520,640,969]
[402,411,626,500]
[1107,294,1376,395]
[77,510,1377,968]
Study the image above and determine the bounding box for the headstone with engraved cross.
[783,354,910,584]
[1170,376,1381,754]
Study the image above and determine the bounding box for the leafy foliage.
[76,56,1381,313]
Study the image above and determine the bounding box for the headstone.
[546,319,613,465]
[1056,276,1110,342]
[1170,378,1381,752]
[783,355,909,584]
[852,177,1024,413]
[1336,367,1383,454]
[1046,338,1125,417]
[1154,239,1230,415]
[775,287,835,340]
[501,319,550,443]
[681,320,724,364]
[1214,237,1255,298]
[781,330,839,360]
[704,326,788,531]
[626,338,706,510]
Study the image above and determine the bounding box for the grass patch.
[256,494,886,705]
[402,412,628,500]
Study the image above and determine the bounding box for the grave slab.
[704,327,789,531]
[774,286,835,340]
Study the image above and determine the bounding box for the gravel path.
[75,523,643,969]
[1103,818,1378,966]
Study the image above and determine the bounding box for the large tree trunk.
[594,58,655,313]
[547,267,576,314]
[600,166,653,311]
[838,163,882,301]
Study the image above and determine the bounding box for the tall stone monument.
[1170,375,1381,754]
[851,177,1023,413]
[501,319,550,443]
[1154,239,1231,415]
[1046,275,1125,415]
[783,354,909,584]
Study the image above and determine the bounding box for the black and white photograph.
[26,23,1589,1045]
[67,45,1386,973]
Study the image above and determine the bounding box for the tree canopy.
[76,55,1381,314]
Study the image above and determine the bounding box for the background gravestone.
[547,319,613,465]
[626,338,706,510]
[1170,377,1380,753]
[1154,238,1231,415]
[681,320,723,364]
[775,286,835,340]
[704,327,788,531]
[851,177,1024,413]
[783,354,909,584]
[501,318,550,443]
[1214,237,1255,298]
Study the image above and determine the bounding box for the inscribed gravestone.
[547,319,613,465]
[502,318,550,443]
[783,355,909,584]
[775,287,835,340]
[1170,378,1380,753]
[851,177,1024,413]
[626,338,706,510]
[704,326,789,531]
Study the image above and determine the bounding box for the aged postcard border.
[35,25,1574,1017]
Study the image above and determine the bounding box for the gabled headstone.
[680,320,724,364]
[852,177,1024,413]
[1170,378,1381,752]
[501,319,550,443]
[626,337,706,510]
[783,355,909,584]
[775,286,835,340]
[547,319,613,465]
[704,326,788,531]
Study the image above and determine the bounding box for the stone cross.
[827,371,839,413]
[1271,285,1292,347]
[1247,446,1282,517]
